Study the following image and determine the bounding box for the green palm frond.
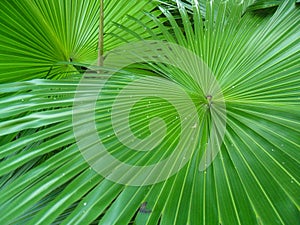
[0,0,161,82]
[247,0,283,11]
[0,0,299,224]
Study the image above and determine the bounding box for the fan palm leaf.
[0,0,299,224]
[0,0,161,82]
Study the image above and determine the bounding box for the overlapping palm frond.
[0,0,299,224]
[0,0,161,81]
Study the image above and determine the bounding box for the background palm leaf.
[0,0,161,81]
[0,0,299,224]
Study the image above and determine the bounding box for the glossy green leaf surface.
[0,0,299,224]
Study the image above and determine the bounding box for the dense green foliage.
[0,0,299,224]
